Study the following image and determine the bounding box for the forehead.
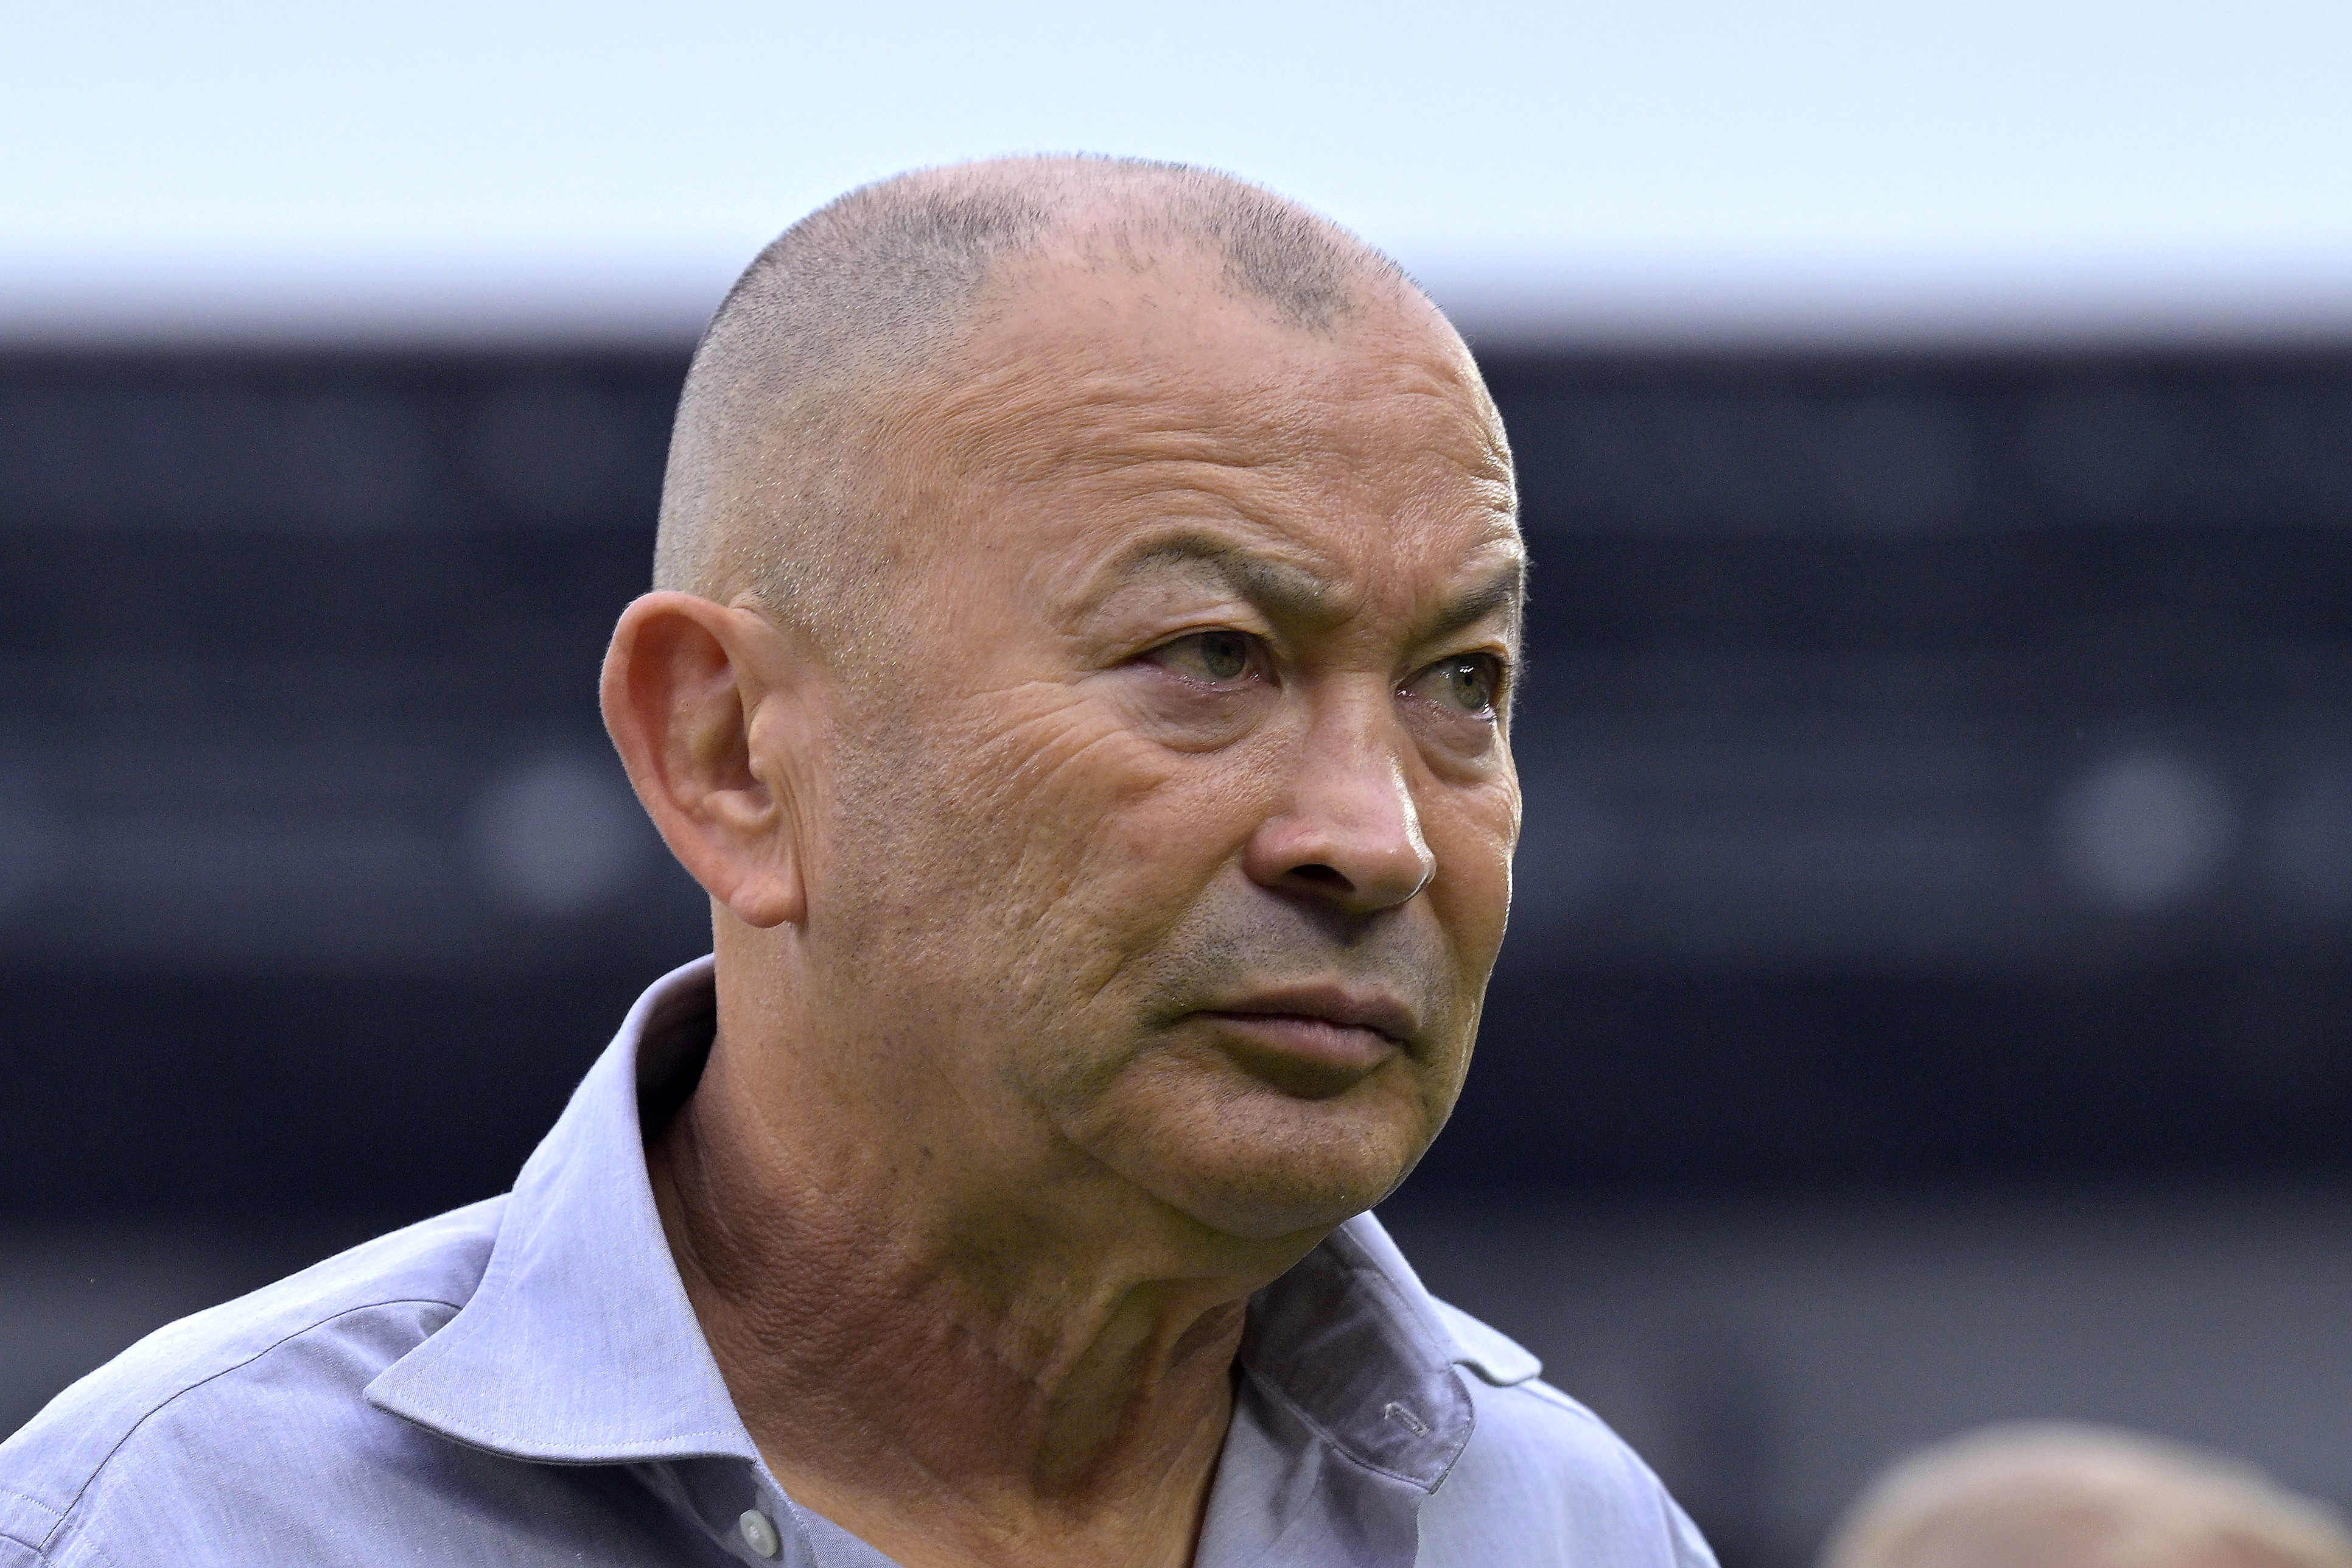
[908,256,1519,600]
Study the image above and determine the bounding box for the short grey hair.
[650,155,1415,646]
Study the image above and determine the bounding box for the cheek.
[837,693,1269,1000]
[1425,785,1519,967]
[1006,732,1284,1015]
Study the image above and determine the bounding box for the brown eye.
[1415,654,1502,715]
[1155,630,1256,684]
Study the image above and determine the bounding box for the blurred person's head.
[1822,1422,2352,1568]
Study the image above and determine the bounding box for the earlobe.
[600,592,809,928]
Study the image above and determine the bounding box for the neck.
[647,1013,1321,1568]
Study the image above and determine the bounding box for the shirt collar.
[366,956,1515,1484]
[367,954,756,1464]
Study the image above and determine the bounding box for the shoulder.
[0,1199,505,1567]
[1418,1297,1718,1568]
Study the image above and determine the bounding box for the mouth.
[1191,985,1417,1097]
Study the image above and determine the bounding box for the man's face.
[796,259,1521,1242]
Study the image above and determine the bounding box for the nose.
[1243,702,1435,915]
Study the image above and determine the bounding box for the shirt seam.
[28,1294,466,1555]
[0,1492,63,1527]
[74,1534,128,1568]
[382,1418,754,1463]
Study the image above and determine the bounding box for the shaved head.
[651,156,1442,650]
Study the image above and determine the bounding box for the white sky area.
[7,0,2352,346]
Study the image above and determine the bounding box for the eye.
[1409,653,1503,716]
[1149,629,1259,686]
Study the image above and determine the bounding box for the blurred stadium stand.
[7,343,2352,1561]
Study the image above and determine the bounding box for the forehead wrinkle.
[925,320,1486,491]
[1345,346,1513,477]
[1021,438,1303,492]
[937,373,1335,488]
[981,394,1496,525]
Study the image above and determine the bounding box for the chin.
[1129,1100,1433,1243]
[1063,1044,1455,1244]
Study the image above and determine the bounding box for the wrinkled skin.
[814,272,1521,1241]
[603,246,1521,1568]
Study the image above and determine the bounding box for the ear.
[601,592,811,928]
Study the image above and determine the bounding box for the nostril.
[1288,863,1351,890]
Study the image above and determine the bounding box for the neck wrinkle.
[645,1027,1298,1568]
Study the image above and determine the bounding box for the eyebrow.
[1105,532,1524,651]
[1421,562,1525,649]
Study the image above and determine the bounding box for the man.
[1822,1423,2352,1568]
[0,157,1710,1567]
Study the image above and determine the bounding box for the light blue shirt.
[0,957,1715,1568]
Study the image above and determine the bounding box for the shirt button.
[738,1508,781,1558]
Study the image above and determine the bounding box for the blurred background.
[7,1,2352,1561]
